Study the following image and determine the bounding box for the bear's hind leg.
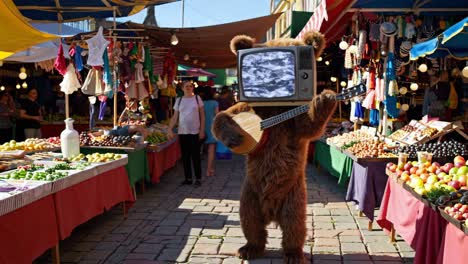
[237,183,267,260]
[279,185,307,264]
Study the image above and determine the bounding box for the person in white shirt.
[168,81,205,186]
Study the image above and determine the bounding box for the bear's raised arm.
[211,102,252,149]
[295,89,338,141]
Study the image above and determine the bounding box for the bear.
[212,31,337,264]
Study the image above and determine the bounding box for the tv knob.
[301,73,308,79]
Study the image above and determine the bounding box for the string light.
[16,84,20,89]
[193,59,198,65]
[183,54,189,61]
[330,77,337,82]
[0,86,4,91]
[325,60,330,66]
[418,64,428,73]
[339,38,348,50]
[316,56,323,62]
[170,33,178,45]
[340,81,347,87]
[410,83,419,91]
[22,82,27,89]
[19,66,27,80]
[463,63,468,78]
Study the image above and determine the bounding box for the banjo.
[230,84,367,154]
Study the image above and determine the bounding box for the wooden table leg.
[368,221,373,231]
[390,224,396,242]
[51,244,60,264]
[122,201,128,220]
[358,211,364,217]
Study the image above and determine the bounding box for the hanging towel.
[54,43,67,76]
[74,45,84,72]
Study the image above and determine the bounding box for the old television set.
[237,46,316,106]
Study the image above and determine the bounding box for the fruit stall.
[378,156,468,264]
[0,152,134,263]
[315,119,467,228]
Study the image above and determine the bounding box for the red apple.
[454,156,466,167]
[460,205,468,214]
[462,213,468,220]
[438,172,447,180]
[448,181,461,190]
[454,213,463,220]
[457,175,467,186]
[432,162,441,168]
[454,203,462,210]
[389,164,397,172]
[404,162,413,171]
[444,163,454,173]
[410,167,418,175]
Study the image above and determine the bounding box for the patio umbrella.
[410,17,468,60]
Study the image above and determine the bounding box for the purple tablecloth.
[345,160,389,221]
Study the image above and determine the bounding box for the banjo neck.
[260,83,366,130]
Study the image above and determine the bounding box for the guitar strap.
[249,128,271,157]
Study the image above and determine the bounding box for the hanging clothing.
[362,89,376,109]
[74,45,84,72]
[86,27,109,66]
[134,62,145,83]
[103,49,112,86]
[60,63,81,95]
[81,68,103,95]
[98,95,107,120]
[127,80,148,100]
[54,42,67,76]
[369,109,380,126]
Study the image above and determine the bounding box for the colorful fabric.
[54,43,67,76]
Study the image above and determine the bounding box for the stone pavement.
[36,154,415,264]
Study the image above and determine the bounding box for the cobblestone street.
[37,154,415,264]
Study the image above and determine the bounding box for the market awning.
[410,17,468,60]
[125,13,282,69]
[0,0,59,60]
[13,0,179,22]
[186,68,217,78]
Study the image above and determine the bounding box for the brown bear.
[212,31,337,263]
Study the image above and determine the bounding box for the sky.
[118,0,271,28]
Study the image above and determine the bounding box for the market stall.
[0,152,134,263]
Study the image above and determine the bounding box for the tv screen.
[241,50,295,98]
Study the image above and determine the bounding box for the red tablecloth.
[0,196,59,264]
[147,140,181,184]
[54,167,135,239]
[377,178,468,264]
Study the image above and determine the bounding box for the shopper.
[167,81,205,186]
[0,91,16,143]
[201,87,219,177]
[19,88,43,139]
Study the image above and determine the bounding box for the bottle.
[61,118,80,158]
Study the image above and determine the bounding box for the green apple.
[414,186,427,196]
[457,166,468,176]
[426,175,438,185]
[449,167,459,175]
[410,177,424,188]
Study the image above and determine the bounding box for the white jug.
[60,118,80,158]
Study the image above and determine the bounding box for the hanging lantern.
[0,86,4,91]
[463,64,468,78]
[16,84,20,89]
[20,66,26,73]
[418,64,428,73]
[330,76,337,82]
[316,56,323,62]
[399,87,408,95]
[339,38,348,50]
[401,104,410,111]
[325,60,330,66]
[22,82,28,89]
[410,83,418,91]
[170,33,178,45]
[340,81,347,87]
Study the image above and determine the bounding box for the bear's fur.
[212,31,337,263]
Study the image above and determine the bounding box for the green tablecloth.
[313,140,353,186]
[80,147,149,187]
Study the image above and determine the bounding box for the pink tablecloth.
[377,178,468,264]
[54,166,135,239]
[0,195,59,264]
[147,140,181,184]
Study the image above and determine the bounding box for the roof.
[13,0,179,22]
[124,13,281,69]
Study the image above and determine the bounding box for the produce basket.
[438,205,464,230]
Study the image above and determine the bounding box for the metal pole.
[181,0,185,28]
[113,7,118,127]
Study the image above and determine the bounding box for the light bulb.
[16,84,20,89]
[201,62,207,68]
[19,72,27,80]
[194,82,198,88]
[325,61,330,66]
[410,83,418,91]
[170,33,178,45]
[399,87,408,95]
[317,56,323,62]
[193,59,198,64]
[22,82,27,89]
[20,66,26,73]
[330,77,337,82]
[340,81,347,87]
[0,86,4,91]
[418,64,428,73]
[401,104,409,111]
[463,65,468,78]
[183,54,189,61]
[339,40,348,50]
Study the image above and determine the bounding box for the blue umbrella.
[410,17,468,60]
